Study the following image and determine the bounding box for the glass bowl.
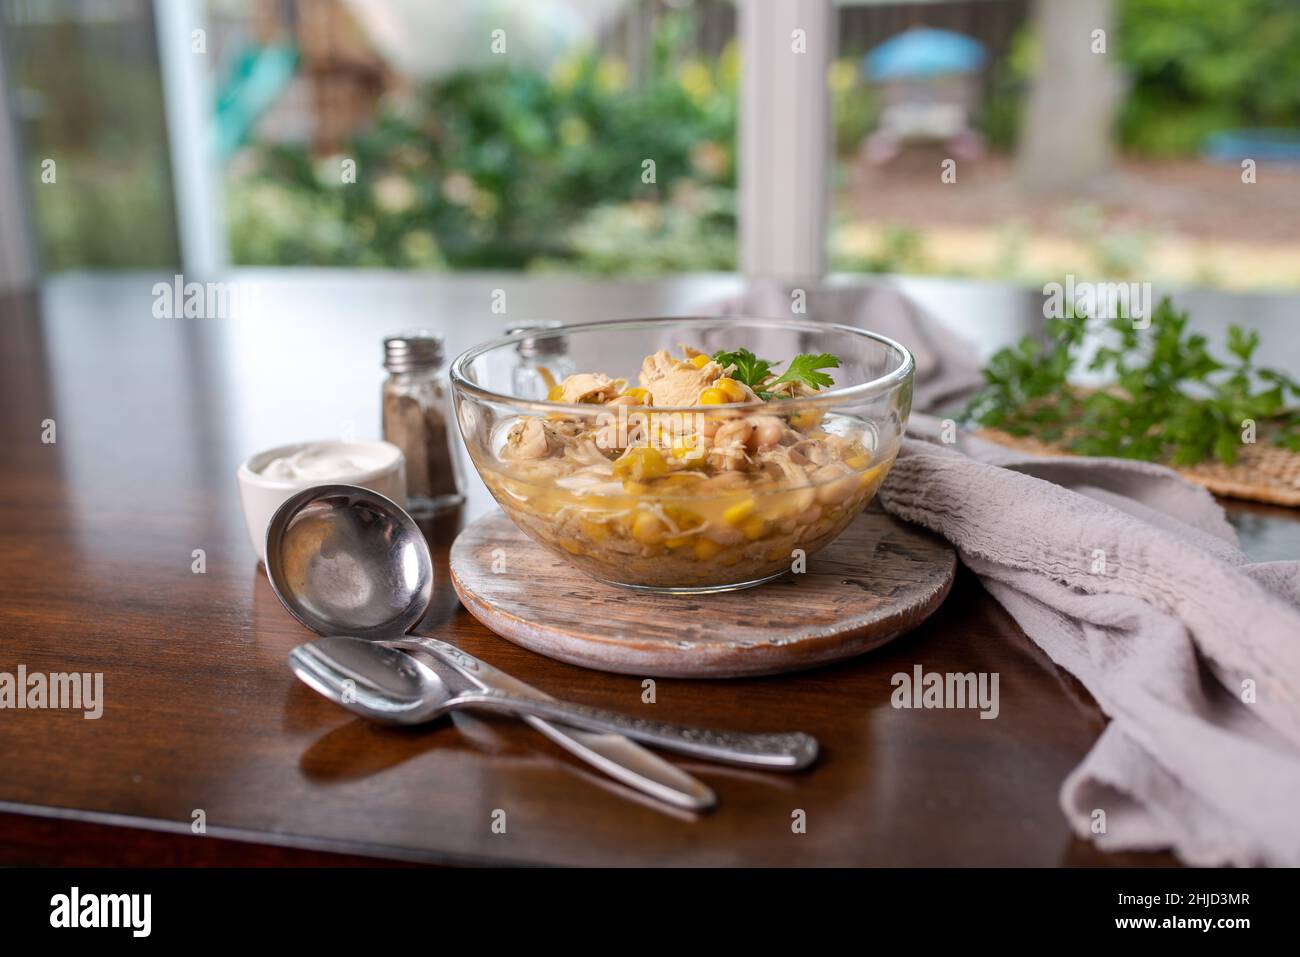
[450,317,914,593]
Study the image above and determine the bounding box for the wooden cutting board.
[448,508,956,678]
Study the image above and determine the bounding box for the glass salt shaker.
[381,331,464,516]
[509,323,574,400]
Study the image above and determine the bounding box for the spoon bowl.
[265,484,434,639]
[289,636,452,725]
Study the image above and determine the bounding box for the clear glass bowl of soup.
[450,317,914,593]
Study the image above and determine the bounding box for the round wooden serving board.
[449,508,957,678]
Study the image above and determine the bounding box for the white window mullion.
[154,0,225,276]
[737,0,834,282]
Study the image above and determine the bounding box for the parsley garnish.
[771,353,840,392]
[711,348,840,399]
[710,348,773,390]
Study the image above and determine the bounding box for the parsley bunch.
[711,348,840,400]
[963,298,1300,466]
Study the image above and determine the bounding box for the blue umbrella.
[864,27,987,82]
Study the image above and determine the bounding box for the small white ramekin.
[236,440,407,563]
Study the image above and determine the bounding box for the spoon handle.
[522,717,716,811]
[452,689,818,770]
[389,640,717,810]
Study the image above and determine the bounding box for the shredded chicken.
[638,349,678,387]
[559,372,622,404]
[649,364,719,407]
[502,418,555,460]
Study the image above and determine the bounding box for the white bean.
[713,419,753,448]
[814,464,857,505]
[746,415,785,451]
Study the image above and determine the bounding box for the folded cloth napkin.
[884,416,1300,866]
[701,282,1300,866]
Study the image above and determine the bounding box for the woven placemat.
[978,427,1300,507]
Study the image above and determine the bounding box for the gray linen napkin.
[700,282,1300,865]
[886,417,1300,866]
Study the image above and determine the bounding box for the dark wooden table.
[2,275,1295,866]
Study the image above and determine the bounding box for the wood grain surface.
[7,276,1294,866]
[450,508,956,677]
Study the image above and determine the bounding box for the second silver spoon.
[290,636,818,769]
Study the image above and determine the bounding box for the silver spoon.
[291,635,817,769]
[263,484,718,808]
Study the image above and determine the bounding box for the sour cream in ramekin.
[237,440,406,563]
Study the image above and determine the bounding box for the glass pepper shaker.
[509,323,574,400]
[382,331,464,516]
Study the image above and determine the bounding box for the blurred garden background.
[5,0,1299,288]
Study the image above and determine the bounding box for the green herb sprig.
[963,297,1300,466]
[711,348,840,399]
[771,353,840,392]
[710,348,773,390]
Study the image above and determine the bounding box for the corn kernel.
[631,511,664,544]
[613,446,668,481]
[845,453,872,470]
[859,463,886,489]
[790,409,824,431]
[693,538,722,560]
[664,535,693,549]
[689,353,712,369]
[699,388,727,405]
[671,438,707,463]
[740,515,766,540]
[664,504,701,526]
[722,498,755,526]
[578,519,609,541]
[547,385,565,401]
[715,377,746,402]
[622,386,648,404]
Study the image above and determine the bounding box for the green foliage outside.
[977,28,1037,153]
[229,14,736,270]
[1117,0,1300,155]
[229,14,905,275]
[224,2,1300,273]
[981,0,1300,156]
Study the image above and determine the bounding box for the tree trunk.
[1017,0,1122,193]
